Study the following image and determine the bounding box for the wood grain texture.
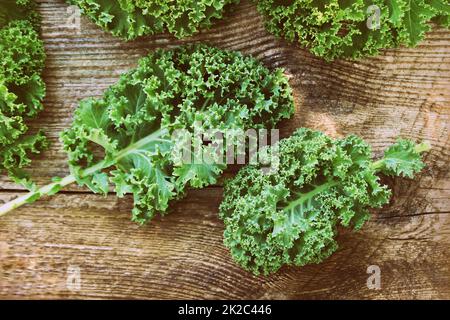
[0,0,449,299]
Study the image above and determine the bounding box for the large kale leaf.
[0,0,47,189]
[257,0,450,61]
[68,0,240,40]
[0,45,295,222]
[220,128,429,275]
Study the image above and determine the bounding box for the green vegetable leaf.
[257,0,450,61]
[372,139,430,178]
[1,45,294,222]
[220,128,428,275]
[0,1,47,189]
[68,0,240,40]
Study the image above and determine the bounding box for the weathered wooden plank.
[0,187,448,299]
[0,0,449,299]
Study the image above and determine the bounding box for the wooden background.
[0,0,449,299]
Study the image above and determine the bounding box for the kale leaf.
[219,128,429,275]
[0,0,47,189]
[67,0,240,40]
[257,0,450,61]
[0,45,294,222]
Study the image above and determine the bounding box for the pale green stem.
[0,129,168,217]
[283,181,338,212]
[282,142,431,213]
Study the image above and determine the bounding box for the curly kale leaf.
[219,128,429,275]
[0,45,293,222]
[67,0,240,40]
[372,139,429,178]
[0,0,47,188]
[257,0,450,61]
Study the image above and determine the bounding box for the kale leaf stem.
[0,129,169,216]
